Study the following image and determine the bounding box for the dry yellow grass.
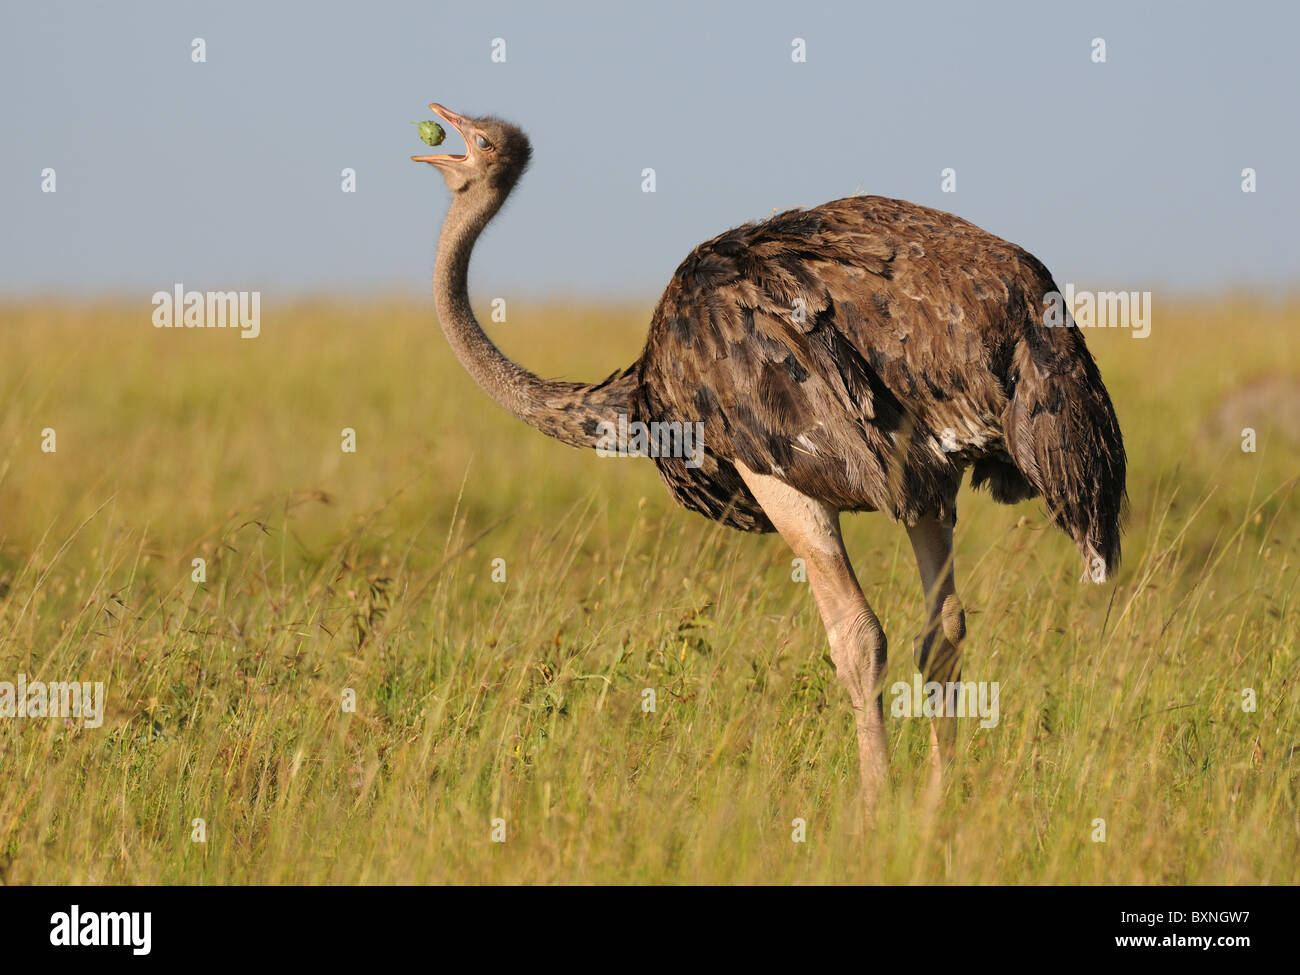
[0,294,1295,883]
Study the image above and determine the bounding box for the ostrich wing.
[637,196,1061,528]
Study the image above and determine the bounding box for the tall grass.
[0,295,1295,883]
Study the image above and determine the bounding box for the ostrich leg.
[905,513,965,792]
[736,463,889,812]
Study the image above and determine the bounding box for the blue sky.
[2,0,1295,300]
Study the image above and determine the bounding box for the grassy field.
[0,294,1296,884]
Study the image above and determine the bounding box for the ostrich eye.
[475,135,493,151]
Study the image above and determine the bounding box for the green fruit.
[412,120,446,147]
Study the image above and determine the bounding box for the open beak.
[411,103,468,167]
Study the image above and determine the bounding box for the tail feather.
[988,326,1128,581]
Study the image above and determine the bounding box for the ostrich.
[413,104,1127,810]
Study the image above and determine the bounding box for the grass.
[0,294,1296,884]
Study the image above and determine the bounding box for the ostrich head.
[411,103,531,203]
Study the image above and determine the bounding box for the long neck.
[433,191,635,448]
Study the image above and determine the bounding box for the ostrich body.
[414,104,1127,809]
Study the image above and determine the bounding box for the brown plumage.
[638,196,1127,575]
[415,105,1127,812]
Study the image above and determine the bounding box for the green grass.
[0,294,1296,883]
